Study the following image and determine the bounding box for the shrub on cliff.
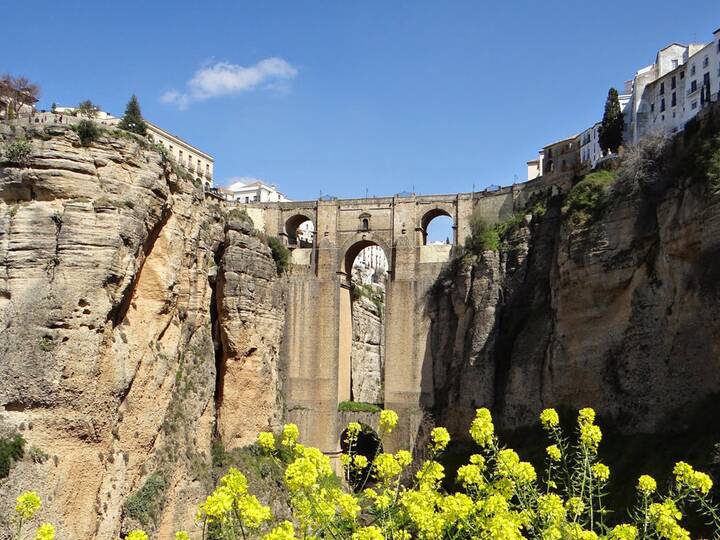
[3,139,32,164]
[72,119,102,146]
[0,434,24,478]
[562,170,617,228]
[267,236,290,274]
[464,212,499,254]
[118,94,147,136]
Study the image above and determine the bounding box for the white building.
[352,245,388,285]
[227,179,289,203]
[579,122,602,169]
[628,29,720,143]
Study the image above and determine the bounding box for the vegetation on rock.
[562,169,617,228]
[3,139,32,164]
[267,236,291,274]
[338,401,382,413]
[118,94,147,136]
[51,407,717,539]
[0,434,24,478]
[72,119,102,146]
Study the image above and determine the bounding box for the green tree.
[599,87,624,155]
[76,99,99,118]
[118,94,147,135]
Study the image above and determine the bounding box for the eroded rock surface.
[0,125,286,539]
[351,295,383,404]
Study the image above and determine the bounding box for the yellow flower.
[262,521,295,540]
[258,431,275,451]
[674,461,713,494]
[373,453,402,480]
[281,423,300,446]
[353,454,368,469]
[336,492,361,519]
[174,532,189,540]
[457,464,484,488]
[546,444,561,462]
[345,422,362,445]
[577,407,596,425]
[689,471,713,494]
[416,459,445,489]
[236,494,272,528]
[197,486,233,521]
[540,408,560,429]
[469,408,494,447]
[16,491,42,520]
[566,496,585,516]
[609,524,638,540]
[469,454,485,468]
[340,453,351,467]
[395,449,412,467]
[221,467,248,496]
[591,463,610,483]
[496,449,520,477]
[648,500,689,540]
[430,427,451,452]
[33,524,55,540]
[537,493,566,525]
[579,423,602,453]
[126,531,149,540]
[352,525,384,540]
[285,458,318,491]
[637,474,657,495]
[379,409,399,433]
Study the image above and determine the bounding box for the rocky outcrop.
[0,125,286,539]
[351,295,383,404]
[430,131,720,438]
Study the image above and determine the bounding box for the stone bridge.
[243,180,548,453]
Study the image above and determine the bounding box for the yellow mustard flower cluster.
[673,461,714,495]
[11,491,55,540]
[17,407,720,539]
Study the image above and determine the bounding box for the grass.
[123,471,168,527]
[0,435,25,478]
[562,169,618,228]
[338,401,382,413]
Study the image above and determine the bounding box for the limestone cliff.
[351,294,383,404]
[0,125,286,539]
[429,117,720,439]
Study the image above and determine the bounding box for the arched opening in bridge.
[340,423,382,490]
[422,209,455,245]
[285,214,315,248]
[338,242,388,409]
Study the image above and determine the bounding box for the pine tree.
[118,94,147,135]
[598,88,624,155]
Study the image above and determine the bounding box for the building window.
[660,98,665,112]
[691,80,698,93]
[671,76,676,89]
[245,196,249,203]
[362,218,369,230]
[691,64,696,76]
[680,71,685,80]
[671,92,676,107]
[651,103,655,112]
[659,82,665,95]
[703,56,709,68]
[672,59,679,69]
[691,100,698,110]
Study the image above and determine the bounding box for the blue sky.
[5,1,719,201]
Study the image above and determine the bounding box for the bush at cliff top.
[464,212,500,254]
[110,406,719,539]
[563,169,617,228]
[72,119,103,147]
[0,434,24,478]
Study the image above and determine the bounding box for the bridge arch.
[420,207,456,245]
[284,212,315,247]
[340,235,393,277]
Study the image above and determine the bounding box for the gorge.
[1,106,720,537]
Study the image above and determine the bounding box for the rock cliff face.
[429,131,720,439]
[351,295,383,404]
[0,125,286,539]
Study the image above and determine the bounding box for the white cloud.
[162,58,297,109]
[225,176,264,191]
